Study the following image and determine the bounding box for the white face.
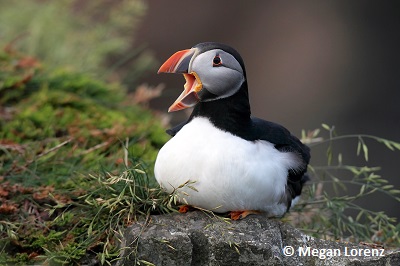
[188,49,245,101]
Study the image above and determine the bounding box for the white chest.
[154,117,300,216]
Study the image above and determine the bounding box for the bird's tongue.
[168,72,202,112]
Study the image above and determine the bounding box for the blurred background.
[1,1,399,218]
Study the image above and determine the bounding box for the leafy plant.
[288,124,400,247]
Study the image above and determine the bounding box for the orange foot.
[178,205,191,213]
[230,210,261,220]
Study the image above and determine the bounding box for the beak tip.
[157,65,168,74]
[167,105,178,113]
[158,49,193,75]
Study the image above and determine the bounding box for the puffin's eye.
[212,55,222,67]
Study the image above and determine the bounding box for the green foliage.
[0,45,170,264]
[288,125,400,246]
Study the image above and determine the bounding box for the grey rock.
[117,211,399,266]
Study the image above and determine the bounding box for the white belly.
[154,117,301,216]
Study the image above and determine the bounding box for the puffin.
[154,42,310,220]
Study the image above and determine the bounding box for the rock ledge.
[118,211,399,265]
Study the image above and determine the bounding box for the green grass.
[0,45,171,265]
[0,152,175,265]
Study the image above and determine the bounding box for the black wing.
[251,117,311,212]
[251,118,310,163]
[165,120,188,136]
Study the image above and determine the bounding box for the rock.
[117,211,400,266]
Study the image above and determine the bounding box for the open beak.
[158,48,202,112]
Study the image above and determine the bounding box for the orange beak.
[158,48,202,112]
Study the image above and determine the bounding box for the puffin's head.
[158,42,246,112]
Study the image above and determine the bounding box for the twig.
[79,141,110,156]
[3,138,73,177]
[124,137,129,167]
[27,138,73,164]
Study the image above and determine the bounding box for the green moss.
[0,45,170,264]
[1,54,166,146]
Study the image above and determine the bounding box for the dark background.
[136,1,400,219]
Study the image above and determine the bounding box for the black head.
[192,42,247,78]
